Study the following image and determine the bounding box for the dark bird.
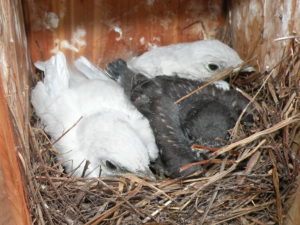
[106,59,253,178]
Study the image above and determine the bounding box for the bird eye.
[106,160,117,170]
[208,63,219,71]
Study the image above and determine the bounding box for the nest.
[25,42,300,225]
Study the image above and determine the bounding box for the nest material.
[25,42,300,225]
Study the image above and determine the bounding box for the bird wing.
[74,56,111,81]
[31,52,83,158]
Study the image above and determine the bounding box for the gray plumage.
[106,59,253,178]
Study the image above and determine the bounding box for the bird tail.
[74,56,111,81]
[31,52,80,141]
[34,51,70,97]
[31,52,70,116]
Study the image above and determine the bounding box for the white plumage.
[128,40,254,90]
[31,52,158,179]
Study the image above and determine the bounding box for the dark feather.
[106,59,253,178]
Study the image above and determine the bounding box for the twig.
[85,184,143,225]
[180,139,266,210]
[179,159,234,173]
[142,178,196,223]
[29,126,55,225]
[97,179,147,221]
[174,66,234,104]
[231,69,275,137]
[192,144,220,151]
[212,114,300,157]
[174,58,256,104]
[142,199,172,223]
[52,116,83,145]
[199,158,227,225]
[212,200,275,224]
[85,202,124,225]
[122,174,176,203]
[29,126,65,202]
[274,36,300,41]
[269,149,283,225]
[237,151,261,185]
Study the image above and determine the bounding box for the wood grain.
[229,0,300,70]
[23,0,227,66]
[0,81,30,225]
[0,0,31,224]
[0,0,298,224]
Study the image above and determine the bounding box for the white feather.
[128,40,245,90]
[31,52,158,178]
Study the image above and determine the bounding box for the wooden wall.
[230,2,300,224]
[23,0,227,66]
[229,0,300,71]
[0,0,31,224]
[0,0,299,224]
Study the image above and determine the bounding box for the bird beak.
[136,167,156,181]
[233,64,256,73]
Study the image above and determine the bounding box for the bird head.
[77,113,157,180]
[180,40,255,79]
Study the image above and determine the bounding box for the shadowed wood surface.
[0,81,30,225]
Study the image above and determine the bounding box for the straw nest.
[25,42,300,225]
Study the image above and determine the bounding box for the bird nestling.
[127,40,255,90]
[31,52,158,180]
[106,59,253,178]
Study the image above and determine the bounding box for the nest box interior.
[0,0,299,224]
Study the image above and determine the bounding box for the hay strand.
[25,43,300,224]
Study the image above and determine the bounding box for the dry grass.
[25,43,300,225]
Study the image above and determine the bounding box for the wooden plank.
[230,0,300,70]
[23,0,227,66]
[0,0,31,224]
[229,1,300,224]
[0,80,30,225]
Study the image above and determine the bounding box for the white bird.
[31,52,158,179]
[127,40,255,90]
